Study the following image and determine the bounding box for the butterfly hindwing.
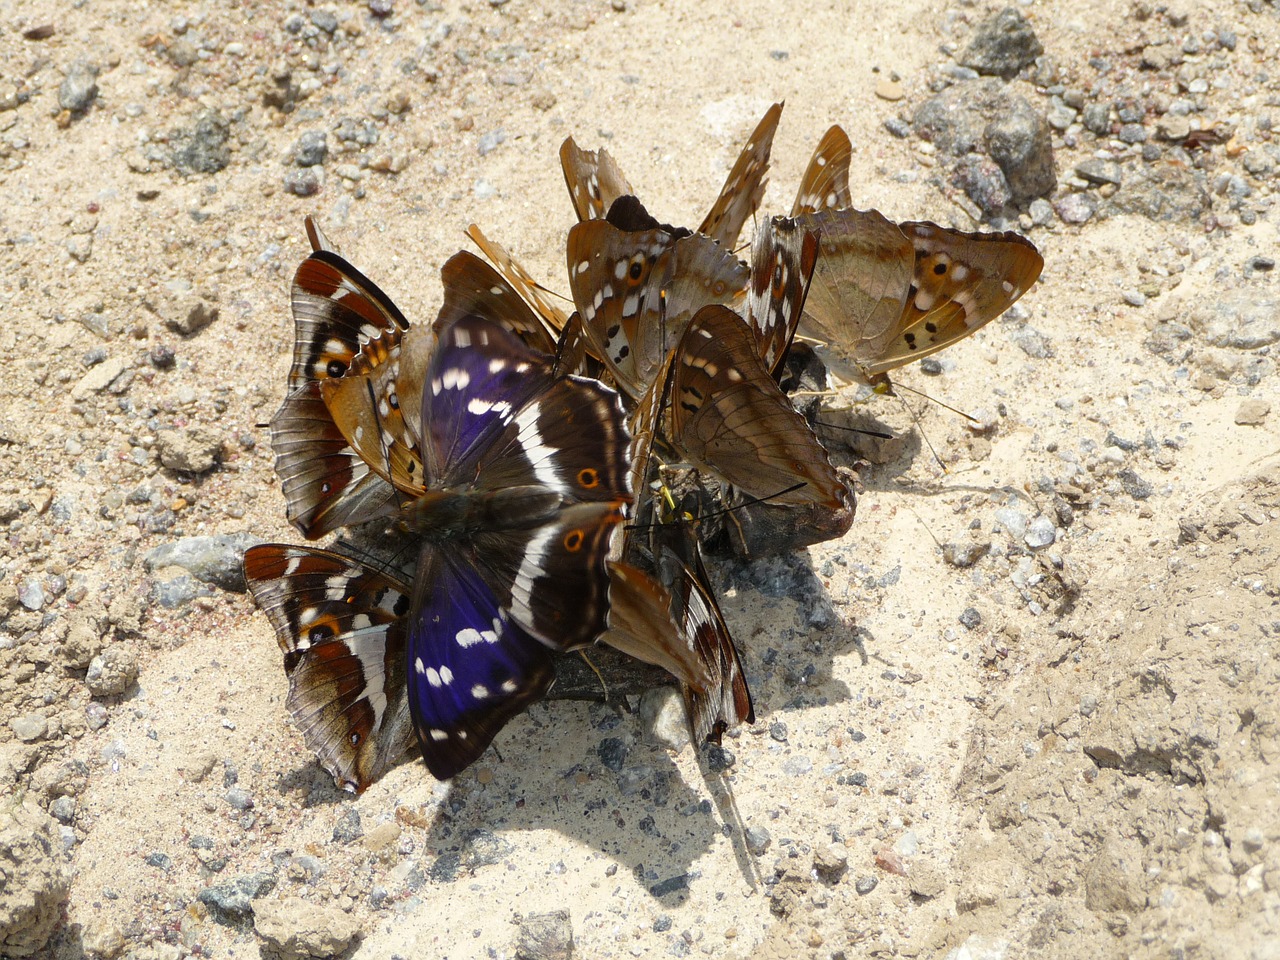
[243,544,416,794]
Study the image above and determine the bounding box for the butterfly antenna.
[813,420,894,441]
[896,392,948,474]
[577,650,611,701]
[892,380,983,427]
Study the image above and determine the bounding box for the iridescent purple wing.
[407,542,556,780]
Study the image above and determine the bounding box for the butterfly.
[565,214,750,401]
[559,102,783,249]
[269,218,413,539]
[786,126,1044,384]
[254,229,722,784]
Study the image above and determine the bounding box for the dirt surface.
[1,1,1278,958]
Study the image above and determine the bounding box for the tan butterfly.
[788,125,1044,384]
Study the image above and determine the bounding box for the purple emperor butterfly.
[791,208,1044,384]
[559,102,782,250]
[243,544,418,793]
[270,218,412,538]
[565,216,750,401]
[667,304,855,556]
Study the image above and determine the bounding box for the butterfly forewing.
[566,220,749,400]
[466,224,569,336]
[791,125,853,216]
[861,221,1045,375]
[656,536,753,745]
[698,102,783,249]
[436,250,558,355]
[746,216,820,377]
[407,542,556,780]
[559,136,635,222]
[243,544,416,793]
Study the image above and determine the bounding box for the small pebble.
[1122,290,1147,307]
[1025,516,1057,548]
[744,827,772,856]
[1234,400,1270,426]
[855,876,879,895]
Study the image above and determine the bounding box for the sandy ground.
[1,0,1278,958]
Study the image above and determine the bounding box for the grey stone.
[86,648,139,697]
[331,809,362,844]
[1075,159,1123,186]
[18,581,44,611]
[144,534,262,593]
[1054,193,1097,224]
[813,842,849,882]
[744,827,772,856]
[198,872,278,923]
[959,7,1044,78]
[478,129,506,156]
[598,737,628,772]
[943,540,991,568]
[49,798,76,825]
[1118,469,1153,500]
[10,714,48,743]
[639,687,689,751]
[171,109,231,175]
[461,828,513,870]
[293,130,328,167]
[516,909,573,960]
[1025,516,1056,548]
[995,508,1028,539]
[59,60,100,112]
[1011,324,1054,359]
[769,722,788,742]
[951,155,1012,216]
[1099,162,1209,222]
[985,98,1056,203]
[959,607,983,629]
[1082,102,1111,135]
[284,168,324,197]
[855,875,878,895]
[225,788,253,811]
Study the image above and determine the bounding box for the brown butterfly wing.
[435,250,558,355]
[566,219,675,399]
[559,136,635,222]
[698,102,783,248]
[663,233,751,329]
[859,221,1045,376]
[791,125,853,216]
[466,223,569,336]
[656,536,753,744]
[792,208,916,375]
[243,544,416,794]
[273,246,412,537]
[746,216,820,378]
[669,305,852,518]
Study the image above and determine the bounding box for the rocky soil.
[0,1,1277,958]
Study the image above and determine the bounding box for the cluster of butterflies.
[243,103,1043,794]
